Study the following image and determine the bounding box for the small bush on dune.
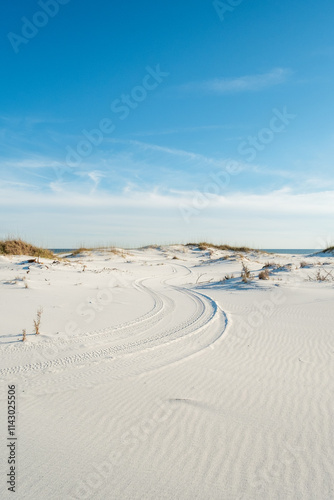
[300,261,308,268]
[22,329,27,342]
[259,269,270,280]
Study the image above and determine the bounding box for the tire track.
[0,264,228,388]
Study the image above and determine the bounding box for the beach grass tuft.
[0,239,54,259]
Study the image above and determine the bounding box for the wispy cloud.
[1,184,334,217]
[109,138,246,171]
[2,139,332,200]
[1,184,333,247]
[180,68,291,94]
[75,170,106,192]
[2,158,65,169]
[130,124,243,137]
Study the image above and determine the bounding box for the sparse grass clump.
[241,262,252,283]
[71,247,92,256]
[106,247,126,257]
[316,270,327,281]
[259,269,270,280]
[309,269,334,282]
[33,308,43,335]
[0,239,54,259]
[221,273,234,282]
[300,261,308,268]
[22,329,27,342]
[265,262,277,268]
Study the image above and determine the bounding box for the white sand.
[0,245,334,499]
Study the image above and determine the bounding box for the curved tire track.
[0,264,228,388]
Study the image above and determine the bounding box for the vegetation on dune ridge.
[0,239,54,259]
[324,246,334,253]
[70,247,93,255]
[187,242,256,253]
[68,246,127,258]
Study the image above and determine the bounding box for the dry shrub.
[241,262,252,283]
[221,273,234,282]
[263,262,282,270]
[22,329,27,342]
[259,269,270,280]
[33,308,43,335]
[308,269,334,282]
[317,269,333,281]
[300,261,308,268]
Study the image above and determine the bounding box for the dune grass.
[70,247,93,255]
[0,239,54,259]
[187,242,255,253]
[69,246,126,257]
[0,239,263,258]
[324,246,334,253]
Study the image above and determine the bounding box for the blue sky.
[1,0,334,248]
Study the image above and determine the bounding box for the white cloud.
[1,185,334,217]
[1,158,65,169]
[181,68,291,94]
[1,185,332,248]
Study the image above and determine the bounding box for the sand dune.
[0,245,334,499]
